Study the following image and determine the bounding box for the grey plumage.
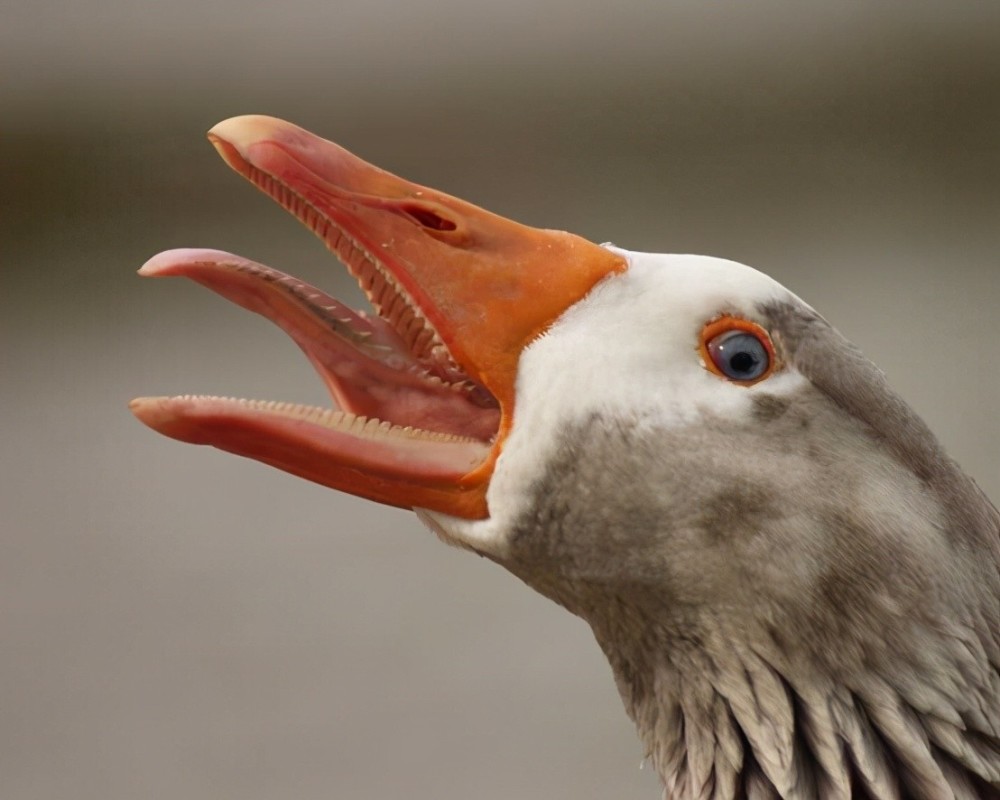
[131,118,998,800]
[497,301,999,799]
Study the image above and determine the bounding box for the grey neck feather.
[501,302,999,799]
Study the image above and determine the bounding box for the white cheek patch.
[420,249,809,554]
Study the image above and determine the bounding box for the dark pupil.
[729,351,757,374]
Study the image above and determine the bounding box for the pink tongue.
[139,249,499,440]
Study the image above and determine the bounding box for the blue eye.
[706,330,770,381]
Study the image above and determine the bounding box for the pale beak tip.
[128,396,156,422]
[129,396,177,431]
[138,251,183,277]
[207,114,294,156]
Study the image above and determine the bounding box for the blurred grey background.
[2,2,998,798]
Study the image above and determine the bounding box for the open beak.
[130,115,626,518]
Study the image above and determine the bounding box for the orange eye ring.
[699,316,777,386]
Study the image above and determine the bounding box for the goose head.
[132,116,999,799]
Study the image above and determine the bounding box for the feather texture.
[497,299,999,798]
[431,255,998,798]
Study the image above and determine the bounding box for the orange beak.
[131,116,625,518]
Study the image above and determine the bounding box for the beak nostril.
[402,205,457,232]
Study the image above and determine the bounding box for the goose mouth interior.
[131,131,500,510]
[131,115,626,517]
